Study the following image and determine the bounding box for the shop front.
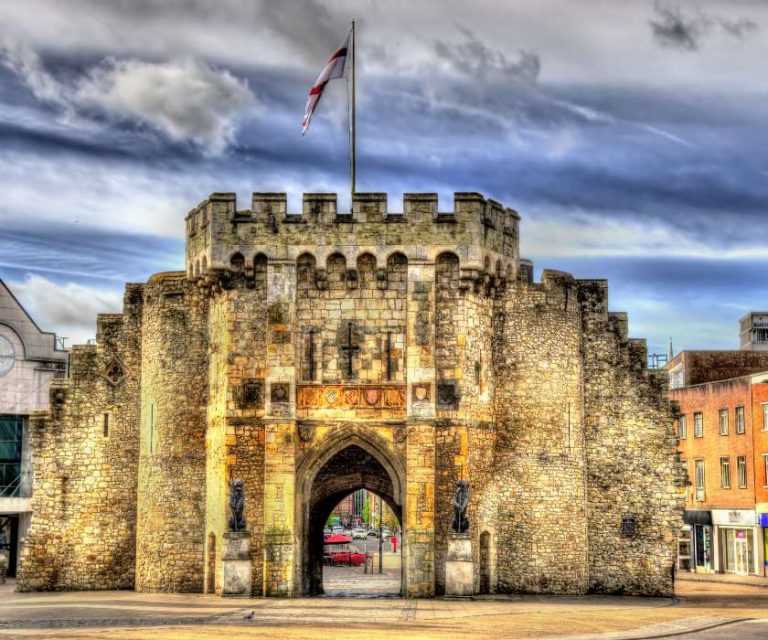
[682,510,713,573]
[759,511,768,577]
[712,509,759,576]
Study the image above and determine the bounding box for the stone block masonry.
[18,191,683,598]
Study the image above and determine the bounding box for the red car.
[323,534,367,566]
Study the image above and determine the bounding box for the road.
[1,578,767,639]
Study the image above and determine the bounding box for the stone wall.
[579,280,686,596]
[491,271,588,594]
[135,274,209,592]
[17,285,143,590]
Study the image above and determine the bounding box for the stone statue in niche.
[228,480,246,532]
[451,480,470,533]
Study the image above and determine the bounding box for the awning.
[683,510,712,526]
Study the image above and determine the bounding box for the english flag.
[302,32,351,135]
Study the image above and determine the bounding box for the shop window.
[737,456,747,489]
[694,459,705,501]
[678,415,687,439]
[718,409,728,435]
[735,406,745,434]
[694,412,703,438]
[720,457,730,489]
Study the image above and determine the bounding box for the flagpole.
[350,20,356,209]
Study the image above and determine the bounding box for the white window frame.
[720,457,731,489]
[735,406,745,434]
[694,412,703,438]
[695,459,706,501]
[718,409,728,435]
[678,415,687,439]
[737,456,747,489]
[762,403,768,432]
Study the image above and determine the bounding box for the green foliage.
[361,498,370,525]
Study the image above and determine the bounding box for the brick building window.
[694,412,703,438]
[678,415,687,439]
[737,456,747,489]
[694,459,705,501]
[764,454,768,488]
[718,409,728,435]
[735,406,745,434]
[720,457,731,489]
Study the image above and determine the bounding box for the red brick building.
[669,351,768,576]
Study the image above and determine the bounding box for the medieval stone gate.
[17,192,684,599]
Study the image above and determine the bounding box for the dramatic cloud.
[0,0,766,353]
[434,26,540,83]
[8,274,123,344]
[76,58,256,154]
[649,3,759,51]
[0,39,256,154]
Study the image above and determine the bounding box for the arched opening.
[479,530,491,594]
[321,489,402,597]
[230,252,245,272]
[356,253,377,287]
[296,434,405,597]
[206,532,216,594]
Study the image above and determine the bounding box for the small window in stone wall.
[621,516,637,538]
[103,413,110,438]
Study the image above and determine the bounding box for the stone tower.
[18,191,685,597]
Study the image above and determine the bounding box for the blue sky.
[0,0,766,352]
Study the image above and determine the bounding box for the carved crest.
[103,357,127,386]
[344,388,360,406]
[412,383,430,403]
[364,388,381,406]
[393,424,407,445]
[298,424,315,443]
[384,387,405,407]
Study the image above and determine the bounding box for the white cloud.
[76,58,256,154]
[9,274,123,345]
[0,38,256,154]
[521,207,768,260]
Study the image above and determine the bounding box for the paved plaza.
[0,577,767,639]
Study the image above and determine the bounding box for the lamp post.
[378,494,383,574]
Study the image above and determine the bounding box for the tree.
[361,498,370,525]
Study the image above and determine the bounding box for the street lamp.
[378,493,383,574]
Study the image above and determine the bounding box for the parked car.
[351,528,367,540]
[332,525,344,534]
[323,527,332,535]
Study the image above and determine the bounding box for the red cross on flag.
[302,32,351,135]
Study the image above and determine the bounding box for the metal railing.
[0,464,21,498]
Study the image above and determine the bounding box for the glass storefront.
[720,528,756,575]
[694,524,713,570]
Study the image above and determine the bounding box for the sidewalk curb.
[624,617,753,640]
[677,574,768,590]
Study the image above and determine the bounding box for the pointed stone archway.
[295,428,406,596]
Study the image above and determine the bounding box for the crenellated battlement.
[185,191,520,281]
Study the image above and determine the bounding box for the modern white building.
[740,312,768,351]
[0,279,68,577]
